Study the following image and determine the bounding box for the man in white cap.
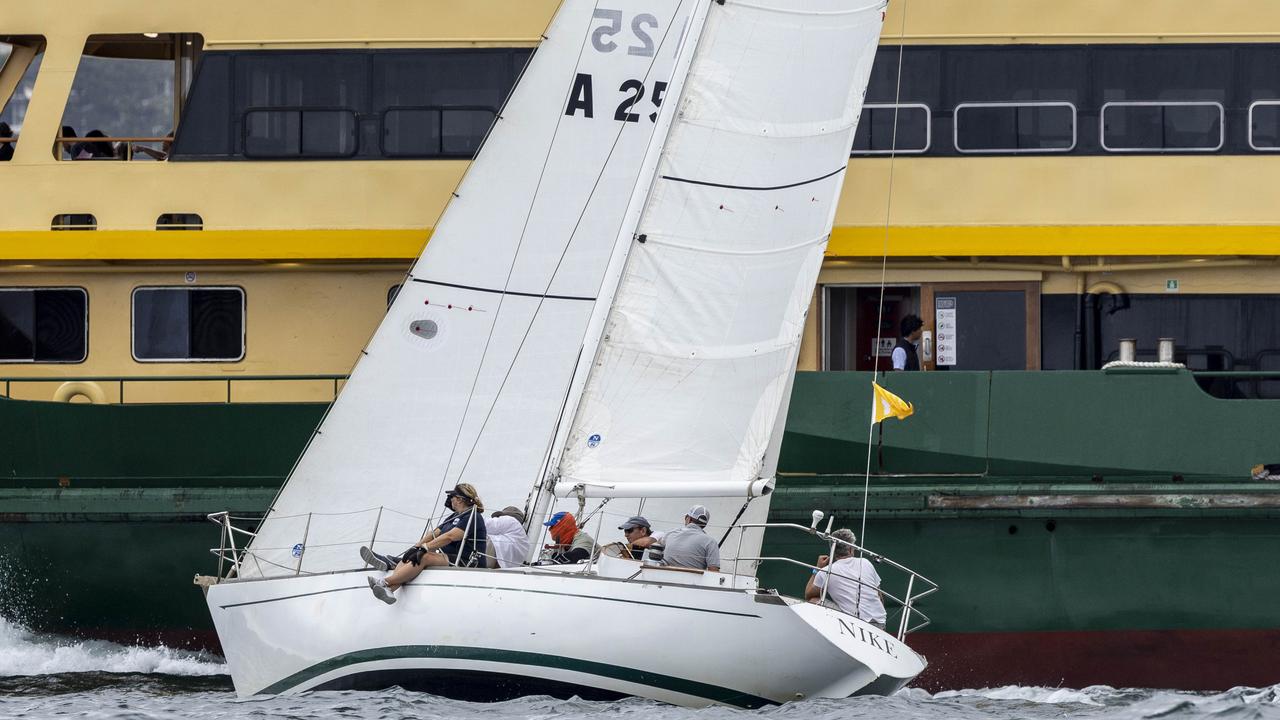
[659,505,720,571]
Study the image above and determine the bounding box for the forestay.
[243,0,698,577]
[555,0,885,551]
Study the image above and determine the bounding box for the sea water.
[2,617,1278,720]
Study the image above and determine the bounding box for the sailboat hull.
[206,565,925,706]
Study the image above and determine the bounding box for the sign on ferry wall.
[935,296,957,366]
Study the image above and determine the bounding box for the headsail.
[554,0,886,555]
[243,0,698,577]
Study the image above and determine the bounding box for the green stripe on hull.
[258,645,775,708]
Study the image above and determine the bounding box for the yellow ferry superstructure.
[3,0,1280,395]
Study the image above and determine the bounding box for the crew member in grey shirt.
[660,505,720,571]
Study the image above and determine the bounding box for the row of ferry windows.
[13,41,1280,160]
[0,287,244,363]
[854,43,1280,155]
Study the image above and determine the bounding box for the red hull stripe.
[911,629,1280,691]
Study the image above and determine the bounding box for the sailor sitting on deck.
[658,505,720,572]
[805,528,887,629]
[618,515,664,562]
[360,483,487,604]
[486,505,531,568]
[542,511,595,564]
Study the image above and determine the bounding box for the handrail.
[732,520,940,641]
[206,510,939,641]
[54,136,170,161]
[2,373,348,405]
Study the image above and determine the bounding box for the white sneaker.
[367,576,396,605]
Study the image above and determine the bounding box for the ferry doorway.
[822,285,920,371]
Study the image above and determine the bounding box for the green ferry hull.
[2,370,1278,690]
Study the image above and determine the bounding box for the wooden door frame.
[920,281,1041,371]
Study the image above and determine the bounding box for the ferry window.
[59,34,202,161]
[0,288,88,363]
[173,49,530,161]
[949,49,1082,154]
[1241,46,1280,150]
[243,109,358,158]
[1101,102,1223,152]
[852,104,930,154]
[156,213,203,230]
[1096,46,1228,153]
[1249,102,1280,151]
[373,51,516,157]
[955,103,1075,153]
[0,36,46,160]
[51,214,97,230]
[132,287,244,362]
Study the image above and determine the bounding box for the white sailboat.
[200,0,937,706]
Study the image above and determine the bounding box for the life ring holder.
[52,381,108,404]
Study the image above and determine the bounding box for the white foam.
[0,616,226,677]
[933,685,1113,705]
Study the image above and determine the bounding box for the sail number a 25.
[566,75,667,122]
[565,9,668,122]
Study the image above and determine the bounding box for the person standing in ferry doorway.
[892,315,925,371]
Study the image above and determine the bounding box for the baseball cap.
[543,511,569,527]
[686,505,710,524]
[618,515,651,531]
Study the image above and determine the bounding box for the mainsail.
[244,0,698,577]
[552,0,885,553]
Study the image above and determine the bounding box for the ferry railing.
[730,520,939,641]
[1,374,347,404]
[54,136,170,161]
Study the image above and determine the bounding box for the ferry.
[2,0,1278,692]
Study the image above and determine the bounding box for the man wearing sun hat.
[486,505,531,569]
[659,505,720,572]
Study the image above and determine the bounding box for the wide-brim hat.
[492,505,527,524]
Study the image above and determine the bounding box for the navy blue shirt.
[437,508,487,566]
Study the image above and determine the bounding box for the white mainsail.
[553,0,885,555]
[244,0,698,577]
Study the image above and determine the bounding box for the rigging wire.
[860,0,910,547]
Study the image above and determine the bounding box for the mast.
[526,0,716,539]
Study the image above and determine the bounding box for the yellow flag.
[871,381,914,424]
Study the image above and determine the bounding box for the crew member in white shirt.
[805,528,887,629]
[486,505,531,568]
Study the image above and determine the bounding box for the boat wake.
[0,619,1276,720]
[0,616,226,678]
